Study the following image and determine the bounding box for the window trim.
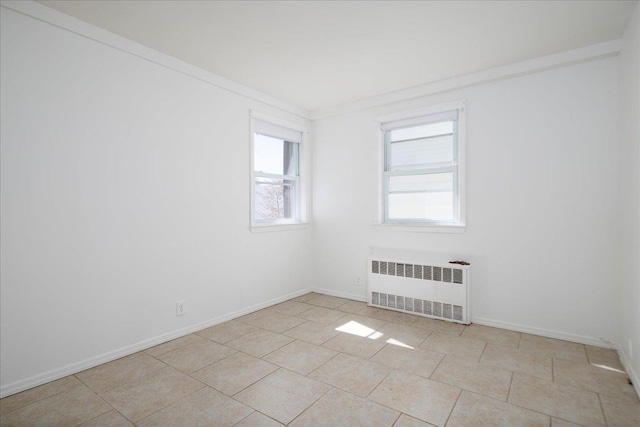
[376,101,466,231]
[250,111,310,231]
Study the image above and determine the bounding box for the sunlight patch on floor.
[334,321,414,348]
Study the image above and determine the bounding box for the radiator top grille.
[371,260,464,284]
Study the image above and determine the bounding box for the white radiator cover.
[367,257,471,324]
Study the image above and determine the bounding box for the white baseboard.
[0,288,312,398]
[472,316,613,348]
[616,346,640,398]
[312,287,366,302]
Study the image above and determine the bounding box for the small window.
[251,115,306,227]
[381,104,465,226]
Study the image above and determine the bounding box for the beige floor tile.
[0,375,83,415]
[263,340,337,375]
[600,393,640,427]
[305,294,349,309]
[156,339,236,373]
[370,344,444,378]
[410,317,466,335]
[447,390,549,427]
[420,332,486,362]
[290,388,399,427]
[235,411,285,427]
[329,313,387,334]
[235,369,331,424]
[292,292,321,303]
[236,308,278,324]
[431,356,512,401]
[374,322,431,347]
[519,334,588,363]
[144,334,204,357]
[76,352,166,393]
[0,384,112,427]
[393,414,437,427]
[322,332,387,359]
[370,308,419,325]
[335,300,381,316]
[479,343,552,380]
[551,418,583,427]
[244,312,307,333]
[508,373,605,426]
[461,324,521,349]
[226,329,294,358]
[586,345,626,372]
[196,320,258,343]
[553,358,638,401]
[282,320,341,345]
[101,366,203,422]
[136,386,252,427]
[270,301,314,315]
[297,306,347,324]
[79,409,134,426]
[308,353,391,397]
[368,370,460,427]
[191,352,278,395]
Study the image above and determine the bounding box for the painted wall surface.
[0,7,312,393]
[618,2,640,389]
[312,57,621,345]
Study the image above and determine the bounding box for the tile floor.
[1,292,639,426]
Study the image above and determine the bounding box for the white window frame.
[250,111,310,232]
[375,101,466,233]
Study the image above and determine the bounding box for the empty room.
[1,0,639,426]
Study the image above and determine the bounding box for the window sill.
[373,223,466,234]
[250,222,311,233]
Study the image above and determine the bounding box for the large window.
[251,114,306,228]
[381,103,465,227]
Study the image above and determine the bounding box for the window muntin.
[383,109,460,224]
[252,118,302,224]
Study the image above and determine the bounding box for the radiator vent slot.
[368,257,470,324]
[453,269,463,284]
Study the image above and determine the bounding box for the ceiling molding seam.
[310,39,623,120]
[0,0,311,120]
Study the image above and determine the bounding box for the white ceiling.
[39,1,637,112]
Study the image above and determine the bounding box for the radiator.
[367,257,471,324]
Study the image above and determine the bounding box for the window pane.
[390,134,453,169]
[388,173,454,221]
[389,121,453,142]
[254,134,298,175]
[254,177,297,220]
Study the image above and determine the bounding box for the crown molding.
[0,0,311,119]
[310,39,622,120]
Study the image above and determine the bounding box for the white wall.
[617,2,640,391]
[312,57,621,346]
[0,6,312,396]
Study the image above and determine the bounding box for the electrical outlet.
[356,276,362,286]
[176,300,186,316]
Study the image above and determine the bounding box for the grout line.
[597,392,609,426]
[477,342,488,362]
[551,358,555,382]
[134,384,206,424]
[429,353,448,379]
[365,370,393,400]
[517,331,523,349]
[506,371,514,403]
[287,385,334,425]
[442,386,463,426]
[390,411,403,427]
